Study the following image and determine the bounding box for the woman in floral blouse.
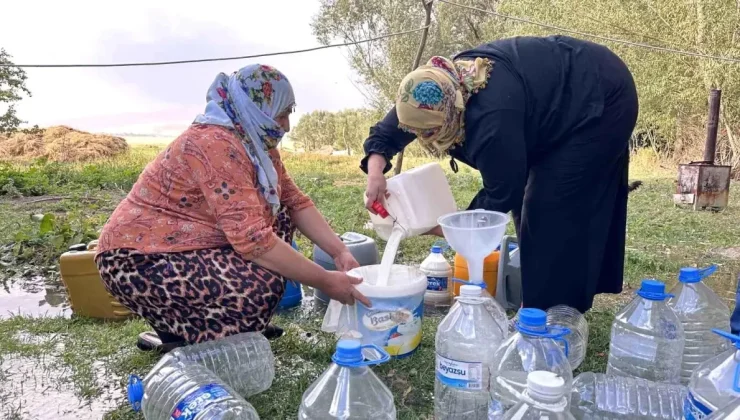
[96,64,369,352]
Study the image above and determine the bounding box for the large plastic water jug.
[489,308,573,418]
[168,331,274,398]
[685,329,740,419]
[278,240,303,309]
[606,279,684,384]
[435,285,508,419]
[127,357,259,419]
[571,372,686,419]
[368,162,457,240]
[321,265,427,358]
[705,398,740,419]
[298,339,395,419]
[667,265,730,384]
[547,305,589,371]
[503,371,574,420]
[313,232,380,305]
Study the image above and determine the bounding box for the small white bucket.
[321,264,427,358]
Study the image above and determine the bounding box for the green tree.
[313,0,740,172]
[0,49,31,134]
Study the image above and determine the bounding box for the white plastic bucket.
[321,264,427,358]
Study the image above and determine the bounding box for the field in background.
[0,145,738,419]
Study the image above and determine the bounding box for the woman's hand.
[365,154,389,214]
[322,271,371,306]
[334,250,360,272]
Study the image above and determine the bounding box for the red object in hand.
[371,201,390,219]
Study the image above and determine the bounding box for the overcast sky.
[1,0,367,135]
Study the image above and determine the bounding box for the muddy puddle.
[0,333,122,420]
[0,274,70,319]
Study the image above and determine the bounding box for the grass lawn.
[0,147,738,419]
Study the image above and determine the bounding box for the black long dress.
[360,35,639,313]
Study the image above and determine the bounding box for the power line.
[1,25,431,69]
[437,0,740,64]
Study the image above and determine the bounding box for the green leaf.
[39,214,56,235]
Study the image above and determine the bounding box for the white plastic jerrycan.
[367,163,457,240]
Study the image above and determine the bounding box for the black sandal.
[262,324,285,340]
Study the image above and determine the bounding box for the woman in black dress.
[362,35,639,313]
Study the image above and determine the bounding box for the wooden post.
[393,0,434,175]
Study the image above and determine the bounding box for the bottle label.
[435,353,483,390]
[355,296,425,358]
[426,276,448,291]
[171,383,230,420]
[683,391,713,420]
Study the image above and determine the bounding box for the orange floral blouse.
[97,124,314,259]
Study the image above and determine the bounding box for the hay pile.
[0,126,129,163]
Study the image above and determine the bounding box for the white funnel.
[437,210,509,283]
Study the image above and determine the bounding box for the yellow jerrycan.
[59,240,134,320]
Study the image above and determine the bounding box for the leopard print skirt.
[95,208,295,344]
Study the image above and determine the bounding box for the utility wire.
[437,0,740,64]
[2,25,431,69]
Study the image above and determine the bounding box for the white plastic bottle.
[168,331,274,397]
[421,243,452,307]
[685,329,740,419]
[450,279,509,335]
[435,285,508,419]
[127,357,259,420]
[503,371,574,420]
[298,339,396,419]
[489,308,573,419]
[606,279,684,384]
[571,372,686,419]
[668,265,730,384]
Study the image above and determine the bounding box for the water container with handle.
[496,235,522,311]
[685,329,740,419]
[127,357,259,420]
[435,285,509,419]
[298,339,396,419]
[367,162,457,240]
[489,308,573,419]
[503,371,574,420]
[546,305,589,371]
[448,278,508,335]
[606,279,685,384]
[167,331,274,398]
[571,372,687,420]
[667,265,731,384]
[705,398,740,419]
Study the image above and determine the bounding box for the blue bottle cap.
[431,246,442,253]
[638,279,671,301]
[518,308,547,328]
[333,339,363,365]
[678,265,717,283]
[127,374,144,412]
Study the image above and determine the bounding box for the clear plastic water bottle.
[502,371,574,420]
[435,285,509,419]
[547,305,589,371]
[667,265,730,384]
[168,331,274,398]
[571,372,686,419]
[451,279,509,336]
[606,279,684,384]
[489,308,573,419]
[705,398,740,419]
[127,357,259,419]
[421,242,453,308]
[685,329,740,419]
[299,339,395,419]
